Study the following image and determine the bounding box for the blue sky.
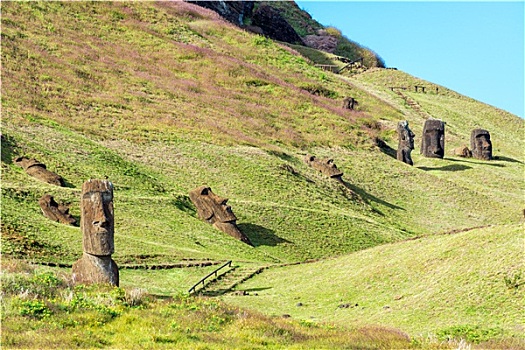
[295,1,524,118]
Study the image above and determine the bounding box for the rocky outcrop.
[186,1,254,25]
[251,4,304,45]
[303,30,338,53]
[189,1,303,45]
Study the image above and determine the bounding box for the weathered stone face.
[39,194,76,225]
[396,120,415,165]
[73,179,118,286]
[72,253,119,286]
[305,155,343,179]
[421,119,445,158]
[189,186,236,224]
[15,157,64,186]
[189,186,252,246]
[471,129,492,160]
[81,180,114,256]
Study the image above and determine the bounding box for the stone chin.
[213,222,253,246]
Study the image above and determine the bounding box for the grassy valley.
[1,1,524,349]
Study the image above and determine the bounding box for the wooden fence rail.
[188,260,233,294]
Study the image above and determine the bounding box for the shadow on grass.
[62,178,76,189]
[238,223,291,247]
[417,164,472,172]
[241,287,272,292]
[172,194,197,216]
[339,179,405,212]
[445,157,506,167]
[1,134,17,165]
[375,139,397,160]
[494,155,524,164]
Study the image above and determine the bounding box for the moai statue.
[15,157,65,186]
[420,118,445,158]
[38,194,76,225]
[189,186,253,246]
[342,97,358,110]
[470,129,492,160]
[72,180,119,286]
[396,120,415,165]
[304,155,343,181]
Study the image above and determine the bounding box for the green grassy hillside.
[1,1,524,349]
[224,224,524,345]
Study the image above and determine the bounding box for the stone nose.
[92,212,109,228]
[91,195,109,228]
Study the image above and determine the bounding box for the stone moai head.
[39,194,76,225]
[189,186,253,245]
[305,155,343,179]
[15,157,64,186]
[81,179,114,256]
[342,97,358,110]
[396,120,415,165]
[470,129,492,160]
[189,186,236,225]
[420,119,445,158]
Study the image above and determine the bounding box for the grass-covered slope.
[225,224,525,344]
[1,260,418,350]
[2,0,523,265]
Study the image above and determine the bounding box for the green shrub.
[1,271,64,298]
[299,83,338,98]
[437,324,503,344]
[504,271,523,290]
[324,26,342,38]
[18,299,52,319]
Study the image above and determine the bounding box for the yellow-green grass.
[224,224,525,344]
[1,260,420,350]
[3,114,521,266]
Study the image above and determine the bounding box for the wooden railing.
[188,260,232,294]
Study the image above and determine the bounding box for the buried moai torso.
[39,194,76,225]
[470,129,492,160]
[304,155,343,180]
[15,157,65,186]
[189,186,253,246]
[72,180,118,286]
[420,119,445,158]
[453,146,472,158]
[342,97,358,110]
[396,120,415,165]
